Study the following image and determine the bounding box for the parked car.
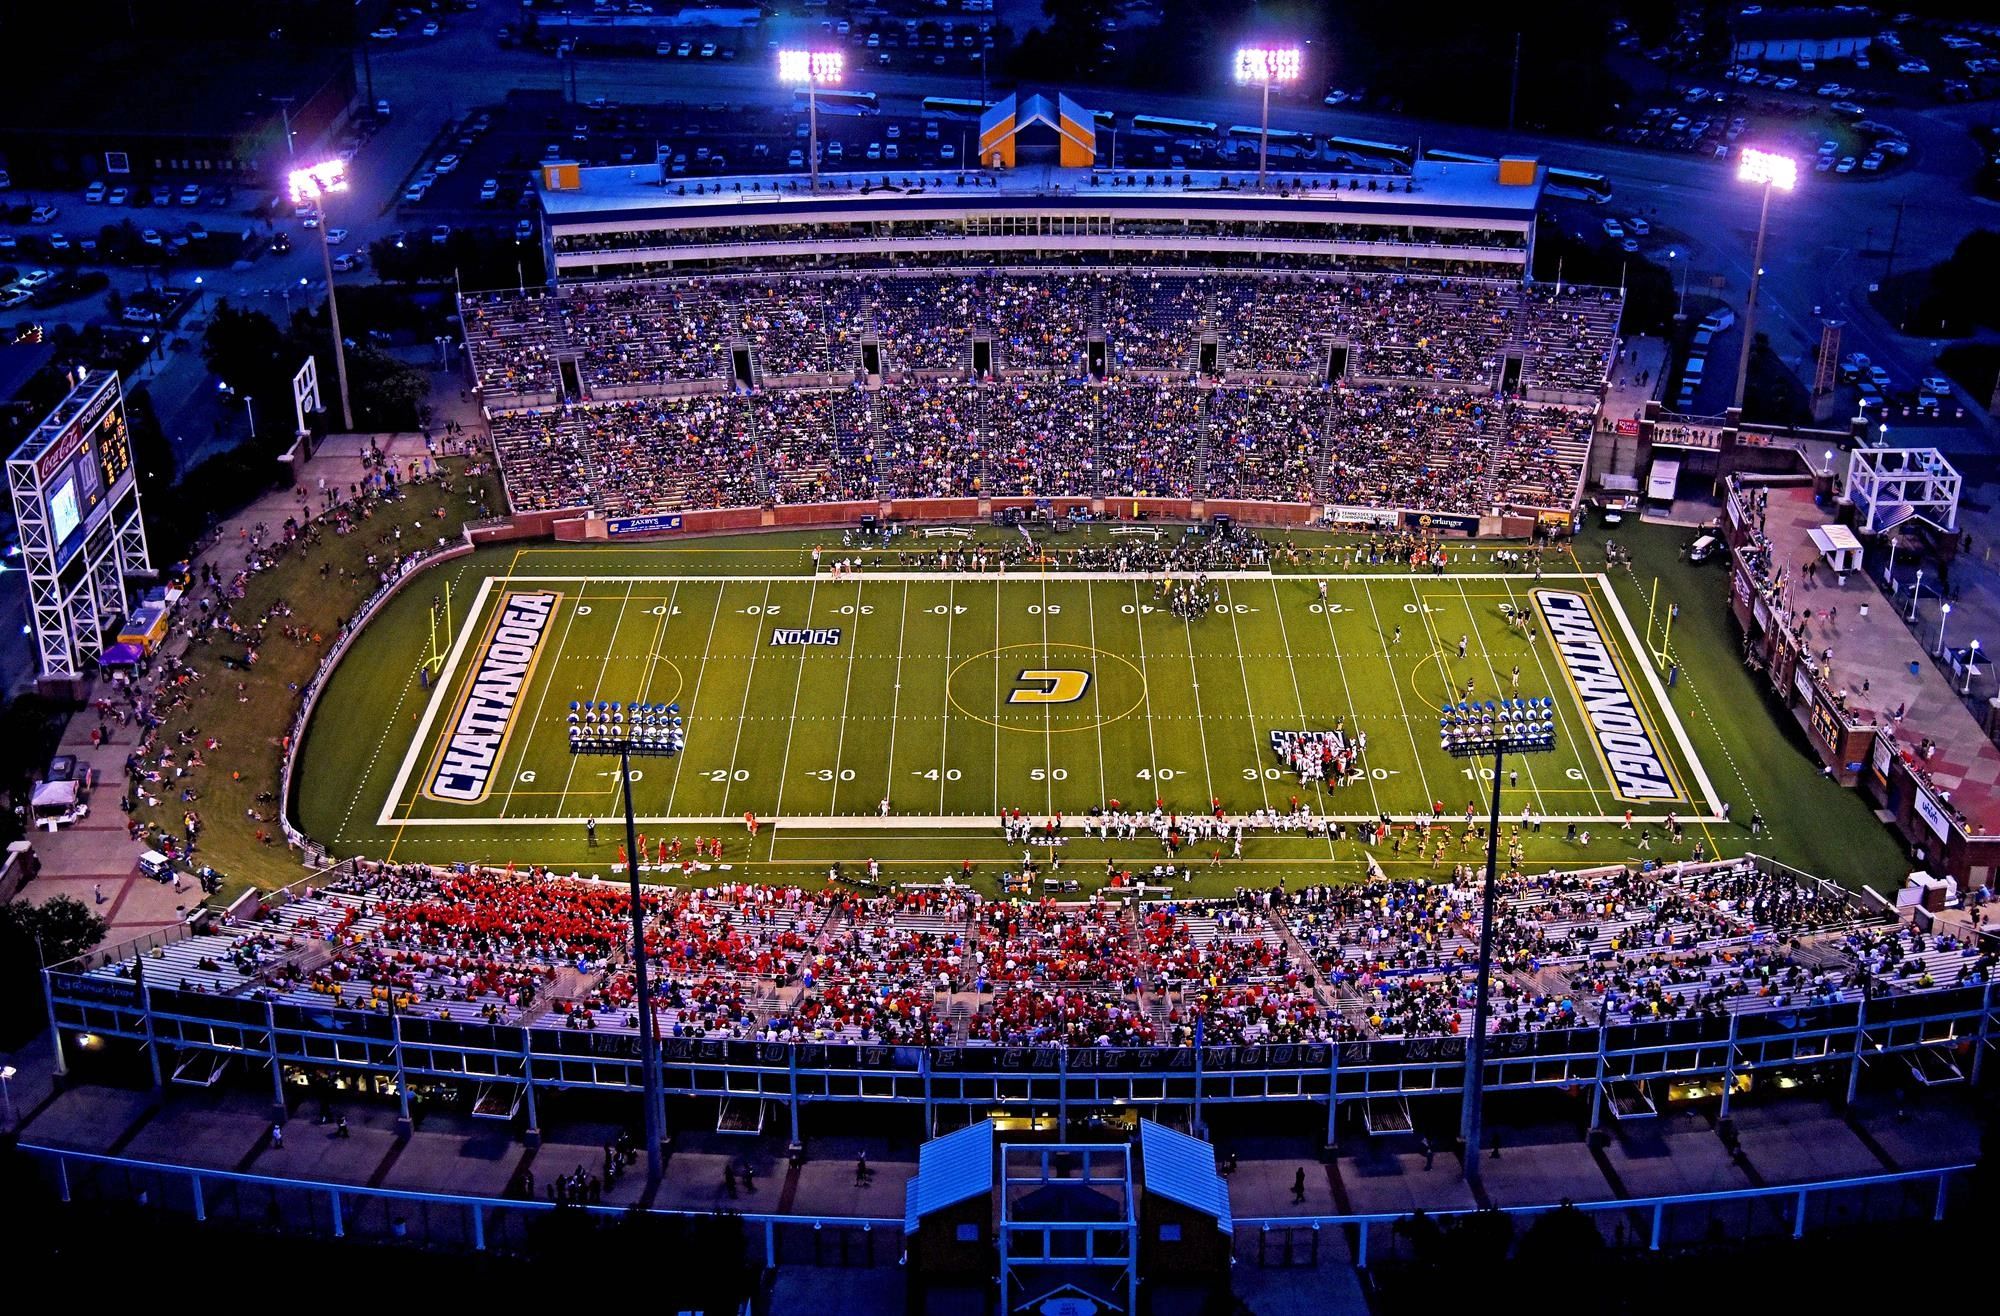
[514,219,535,241]
[107,186,129,205]
[16,268,53,288]
[431,223,453,244]
[435,154,460,174]
[1627,216,1650,236]
[180,184,201,205]
[332,251,366,272]
[325,227,348,245]
[479,178,499,201]
[30,205,58,223]
[140,227,162,246]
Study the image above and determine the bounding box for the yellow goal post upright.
[423,580,455,681]
[1642,576,1676,671]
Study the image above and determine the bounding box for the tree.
[200,301,291,406]
[0,895,105,1045]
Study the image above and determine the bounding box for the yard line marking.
[991,577,1002,819]
[1222,581,1274,816]
[1083,579,1109,806]
[827,576,868,815]
[1178,598,1218,809]
[717,580,775,818]
[389,809,1689,829]
[1128,580,1163,795]
[1359,576,1436,809]
[938,578,955,814]
[661,581,728,818]
[769,575,824,821]
[552,580,638,817]
[1039,574,1054,815]
[1452,577,1550,818]
[1302,578,1383,818]
[1266,578,1348,845]
[379,573,496,827]
[483,570,1596,584]
[881,580,910,813]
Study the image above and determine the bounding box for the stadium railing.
[11,1142,1971,1270]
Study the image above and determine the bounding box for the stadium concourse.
[461,270,1620,519]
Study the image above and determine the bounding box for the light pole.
[1732,148,1797,414]
[568,698,686,1190]
[1439,696,1557,1186]
[1909,568,1924,622]
[1670,248,1688,322]
[1965,639,1982,695]
[778,49,845,195]
[1938,601,1952,658]
[193,275,206,317]
[287,161,356,433]
[1234,46,1302,190]
[0,1064,16,1129]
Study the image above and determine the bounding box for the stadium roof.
[537,159,1543,224]
[1138,1120,1231,1231]
[904,1119,995,1232]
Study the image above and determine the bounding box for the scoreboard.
[5,371,152,683]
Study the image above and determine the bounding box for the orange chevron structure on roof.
[978,92,1098,170]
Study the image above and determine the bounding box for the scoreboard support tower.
[5,373,153,689]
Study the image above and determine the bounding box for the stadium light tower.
[1234,46,1302,190]
[778,49,844,194]
[568,699,686,1189]
[286,161,356,433]
[1731,148,1797,414]
[1438,696,1557,1187]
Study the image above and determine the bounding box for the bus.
[1131,114,1219,139]
[1226,124,1318,158]
[1422,148,1496,165]
[1545,166,1613,203]
[1322,135,1415,167]
[798,88,880,116]
[921,96,988,120]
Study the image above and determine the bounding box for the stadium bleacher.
[466,268,1619,520]
[105,856,1988,1048]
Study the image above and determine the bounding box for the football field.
[349,560,1718,843]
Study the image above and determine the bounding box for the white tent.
[1807,524,1863,574]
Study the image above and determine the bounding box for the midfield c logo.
[1009,669,1092,704]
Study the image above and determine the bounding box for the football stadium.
[22,90,1996,1308]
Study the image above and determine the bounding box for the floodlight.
[778,49,844,84]
[1737,147,1797,191]
[287,160,349,206]
[1234,47,1302,84]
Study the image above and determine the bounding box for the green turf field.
[298,539,1717,869]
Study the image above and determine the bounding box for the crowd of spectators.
[465,269,1619,402]
[488,377,1592,517]
[467,269,1618,518]
[112,854,1976,1048]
